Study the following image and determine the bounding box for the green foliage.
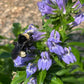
[68,42,84,48]
[56,68,70,76]
[0,35,7,39]
[12,23,22,37]
[53,56,65,68]
[1,0,84,84]
[0,73,11,84]
[11,71,26,84]
[80,0,84,4]
[50,77,63,84]
[37,70,47,84]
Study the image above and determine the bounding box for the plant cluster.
[0,0,84,84]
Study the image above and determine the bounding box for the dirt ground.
[0,0,84,39]
[0,0,42,38]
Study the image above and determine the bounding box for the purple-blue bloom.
[69,13,84,27]
[48,30,61,43]
[13,54,34,67]
[27,77,37,84]
[51,0,66,14]
[38,51,52,70]
[37,1,56,16]
[72,0,84,10]
[61,47,77,64]
[24,24,46,41]
[26,63,37,78]
[24,24,37,34]
[13,56,25,67]
[47,30,64,55]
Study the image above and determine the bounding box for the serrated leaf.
[11,71,26,84]
[50,77,63,84]
[37,70,47,84]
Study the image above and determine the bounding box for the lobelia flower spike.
[68,13,84,27]
[37,0,56,16]
[47,30,64,55]
[26,63,37,78]
[61,47,77,64]
[51,0,67,14]
[13,54,34,67]
[72,0,84,10]
[38,51,52,70]
[25,24,46,41]
[27,77,37,84]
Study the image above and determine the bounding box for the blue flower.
[37,1,56,16]
[48,30,61,43]
[38,51,52,70]
[72,0,84,10]
[47,30,64,55]
[26,63,37,78]
[51,0,67,14]
[13,56,25,67]
[61,47,77,64]
[24,24,46,41]
[27,77,37,84]
[24,24,37,34]
[69,13,84,27]
[13,54,34,67]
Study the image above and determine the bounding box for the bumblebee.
[12,32,33,59]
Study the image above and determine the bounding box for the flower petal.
[46,59,52,70]
[42,60,47,70]
[38,59,42,70]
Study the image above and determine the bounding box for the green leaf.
[54,56,65,68]
[0,44,14,52]
[71,47,80,63]
[62,77,79,83]
[80,0,84,4]
[68,0,72,4]
[68,42,84,47]
[71,28,84,32]
[11,71,26,84]
[78,77,84,83]
[12,23,21,37]
[0,35,7,39]
[50,77,63,84]
[0,73,11,84]
[24,78,30,84]
[70,47,83,70]
[21,25,28,33]
[56,68,70,76]
[24,76,32,84]
[37,70,47,84]
[71,67,81,74]
[0,52,11,58]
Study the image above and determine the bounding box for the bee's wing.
[11,42,20,59]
